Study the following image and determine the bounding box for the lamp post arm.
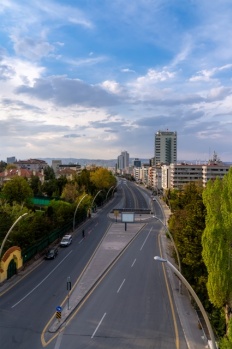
[106,186,114,201]
[91,190,102,209]
[154,215,181,274]
[73,194,87,232]
[0,213,28,259]
[166,260,217,349]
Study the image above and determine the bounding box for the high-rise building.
[117,151,129,172]
[154,130,177,165]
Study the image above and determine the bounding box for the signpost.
[67,277,72,310]
[56,306,62,321]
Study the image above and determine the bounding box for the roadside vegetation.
[165,168,232,347]
[0,166,116,256]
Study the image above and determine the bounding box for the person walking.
[82,229,85,239]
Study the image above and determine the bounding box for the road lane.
[48,224,188,349]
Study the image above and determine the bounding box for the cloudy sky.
[1,0,232,162]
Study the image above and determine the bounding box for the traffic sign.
[56,311,62,321]
[56,306,62,312]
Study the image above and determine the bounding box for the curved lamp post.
[91,190,102,212]
[0,213,28,260]
[154,256,217,349]
[73,194,87,232]
[112,183,120,196]
[153,215,182,293]
[106,186,115,202]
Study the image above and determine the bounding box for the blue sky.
[1,0,232,162]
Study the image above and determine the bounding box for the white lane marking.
[91,312,106,339]
[140,228,152,251]
[117,278,126,293]
[131,259,136,267]
[11,251,73,308]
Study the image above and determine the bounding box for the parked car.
[45,247,58,259]
[60,234,72,247]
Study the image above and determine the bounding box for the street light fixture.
[106,186,114,202]
[154,256,217,349]
[73,194,88,232]
[153,214,182,293]
[91,190,102,213]
[0,212,28,260]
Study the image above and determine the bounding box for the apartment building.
[161,161,231,190]
[14,158,48,171]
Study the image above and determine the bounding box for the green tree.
[2,177,33,205]
[44,166,55,180]
[202,168,232,326]
[220,317,232,348]
[90,168,116,190]
[61,182,79,203]
[29,175,42,196]
[0,160,7,172]
[42,179,58,197]
[168,182,207,297]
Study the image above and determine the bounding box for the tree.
[29,175,42,196]
[61,182,79,203]
[2,176,33,205]
[41,179,58,197]
[0,161,7,172]
[168,182,207,297]
[44,166,55,180]
[90,168,116,190]
[202,168,232,326]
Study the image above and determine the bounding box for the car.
[60,234,72,247]
[45,247,58,259]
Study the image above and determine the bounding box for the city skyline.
[1,1,232,162]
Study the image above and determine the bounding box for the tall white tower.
[155,130,177,165]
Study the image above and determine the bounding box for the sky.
[0,0,232,163]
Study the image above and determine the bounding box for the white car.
[60,234,72,247]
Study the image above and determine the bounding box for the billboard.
[121,212,135,223]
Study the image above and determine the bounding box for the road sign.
[56,306,62,312]
[56,311,62,321]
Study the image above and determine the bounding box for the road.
[45,222,187,349]
[0,179,188,348]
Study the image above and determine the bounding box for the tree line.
[0,166,116,255]
[165,168,232,348]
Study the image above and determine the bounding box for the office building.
[155,130,177,165]
[117,151,129,173]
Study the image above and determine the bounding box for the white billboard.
[121,212,135,223]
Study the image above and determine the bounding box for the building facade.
[117,151,129,173]
[155,130,177,165]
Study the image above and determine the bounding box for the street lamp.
[154,256,217,349]
[73,194,87,232]
[106,186,114,201]
[0,212,28,260]
[91,190,102,212]
[153,215,182,293]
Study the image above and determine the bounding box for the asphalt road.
[0,184,123,349]
[45,222,188,349]
[0,179,188,349]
